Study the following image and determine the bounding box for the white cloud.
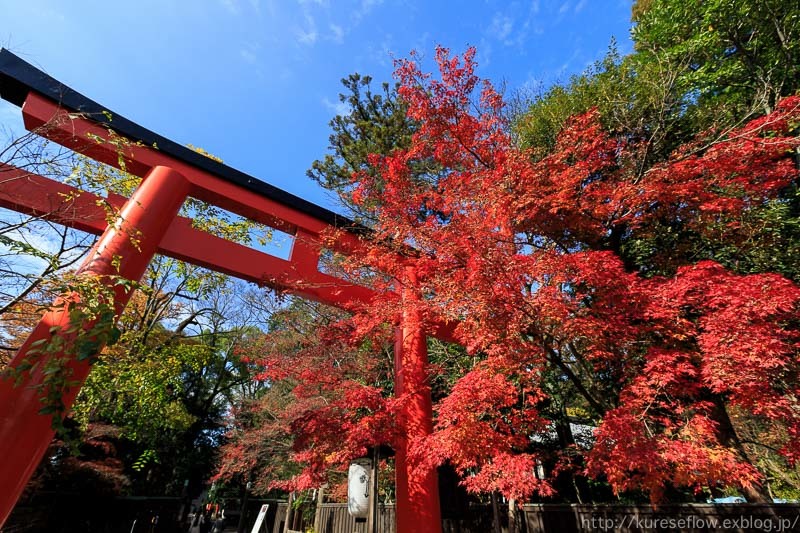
[366,34,395,67]
[476,38,493,68]
[330,23,344,44]
[411,31,429,55]
[558,1,570,14]
[322,96,350,117]
[524,0,544,36]
[296,28,318,45]
[352,0,384,23]
[361,0,383,12]
[240,48,258,64]
[221,0,263,16]
[488,13,514,43]
[295,12,318,45]
[574,0,587,13]
[220,0,241,15]
[260,0,278,16]
[557,47,583,75]
[486,5,544,49]
[279,68,293,81]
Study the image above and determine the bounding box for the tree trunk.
[508,498,518,533]
[283,492,294,533]
[491,492,503,533]
[711,399,771,503]
[554,414,591,503]
[313,486,325,533]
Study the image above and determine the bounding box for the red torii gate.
[0,49,448,532]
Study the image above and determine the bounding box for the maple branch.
[543,343,609,416]
[452,126,492,170]
[739,439,786,456]
[566,340,623,399]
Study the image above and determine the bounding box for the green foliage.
[73,338,206,442]
[516,45,634,150]
[427,338,477,401]
[308,73,415,224]
[633,0,800,123]
[68,149,273,252]
[518,0,800,157]
[2,273,133,437]
[68,276,267,495]
[0,233,62,269]
[132,448,158,472]
[514,42,703,175]
[621,183,800,282]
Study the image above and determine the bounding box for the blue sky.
[0,0,634,213]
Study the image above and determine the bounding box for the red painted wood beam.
[21,93,365,253]
[0,163,375,309]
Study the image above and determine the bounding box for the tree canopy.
[2,0,800,515]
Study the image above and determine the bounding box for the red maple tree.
[214,300,398,496]
[220,47,800,504]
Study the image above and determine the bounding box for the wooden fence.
[270,502,800,533]
[313,503,395,533]
[4,496,799,532]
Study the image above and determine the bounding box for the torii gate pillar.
[0,166,190,525]
[394,270,442,533]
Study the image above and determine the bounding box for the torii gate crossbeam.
[0,49,446,532]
